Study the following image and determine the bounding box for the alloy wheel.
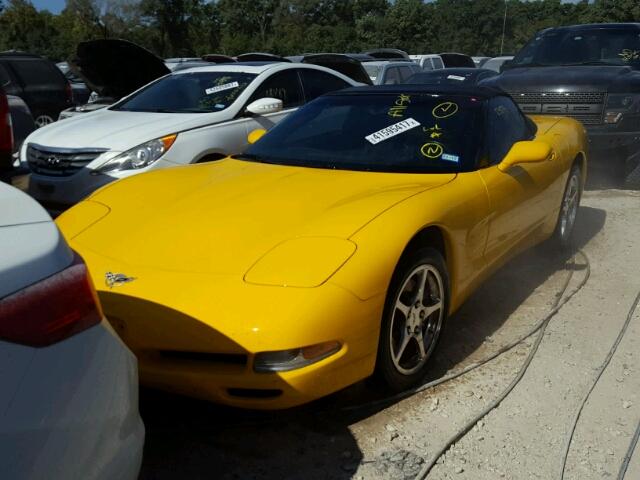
[560,171,580,241]
[35,115,54,128]
[389,264,444,376]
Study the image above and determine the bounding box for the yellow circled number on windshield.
[421,142,444,159]
[432,101,458,119]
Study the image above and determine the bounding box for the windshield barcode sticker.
[366,118,421,145]
[205,82,240,95]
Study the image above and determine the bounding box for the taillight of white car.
[0,254,102,347]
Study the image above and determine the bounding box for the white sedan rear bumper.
[0,319,144,480]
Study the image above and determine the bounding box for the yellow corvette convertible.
[57,85,586,409]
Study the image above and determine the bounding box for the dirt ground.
[136,172,640,480]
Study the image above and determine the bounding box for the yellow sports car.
[57,85,587,409]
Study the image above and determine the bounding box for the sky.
[33,0,66,13]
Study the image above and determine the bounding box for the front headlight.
[254,341,342,372]
[605,94,640,123]
[94,134,177,174]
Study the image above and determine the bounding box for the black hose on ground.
[560,290,640,479]
[413,250,591,480]
[618,418,640,480]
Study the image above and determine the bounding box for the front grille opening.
[159,350,248,366]
[227,388,283,399]
[27,144,107,177]
[507,91,605,125]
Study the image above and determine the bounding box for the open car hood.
[69,39,170,99]
[300,54,373,85]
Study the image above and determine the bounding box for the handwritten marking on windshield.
[432,101,458,119]
[388,94,412,118]
[421,142,444,158]
[424,124,444,138]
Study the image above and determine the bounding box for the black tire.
[551,163,582,248]
[375,247,449,392]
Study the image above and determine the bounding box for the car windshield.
[240,92,484,173]
[113,71,257,113]
[511,28,640,68]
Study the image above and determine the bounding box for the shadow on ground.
[138,206,606,480]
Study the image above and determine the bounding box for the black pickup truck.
[484,23,640,186]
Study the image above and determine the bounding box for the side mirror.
[498,141,552,172]
[245,97,283,116]
[247,128,267,144]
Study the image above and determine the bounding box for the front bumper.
[79,256,383,410]
[0,319,144,480]
[585,124,640,152]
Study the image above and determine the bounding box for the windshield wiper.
[504,62,552,69]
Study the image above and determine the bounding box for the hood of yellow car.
[68,158,455,274]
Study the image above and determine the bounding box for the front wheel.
[375,247,449,391]
[552,164,582,248]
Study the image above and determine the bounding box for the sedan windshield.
[241,93,484,173]
[113,71,257,113]
[511,28,640,68]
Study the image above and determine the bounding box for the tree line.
[0,0,639,62]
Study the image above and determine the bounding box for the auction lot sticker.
[366,118,421,145]
[205,82,240,95]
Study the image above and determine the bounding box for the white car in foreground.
[0,183,144,479]
[23,62,360,213]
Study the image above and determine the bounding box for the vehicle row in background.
[23,60,361,213]
[0,51,71,127]
[485,22,640,185]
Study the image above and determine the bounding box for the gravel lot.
[137,175,640,480]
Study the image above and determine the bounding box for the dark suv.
[485,23,640,185]
[0,52,72,128]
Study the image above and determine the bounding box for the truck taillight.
[0,254,102,347]
[0,90,13,154]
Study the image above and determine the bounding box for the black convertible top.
[333,84,509,99]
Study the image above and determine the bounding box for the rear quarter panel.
[531,115,588,232]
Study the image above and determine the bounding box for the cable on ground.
[412,250,590,480]
[617,418,640,480]
[560,289,640,479]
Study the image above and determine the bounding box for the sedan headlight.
[254,341,342,372]
[94,134,177,174]
[605,93,640,123]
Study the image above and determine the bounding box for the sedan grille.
[506,91,606,125]
[27,144,108,177]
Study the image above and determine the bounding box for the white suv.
[23,62,360,212]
